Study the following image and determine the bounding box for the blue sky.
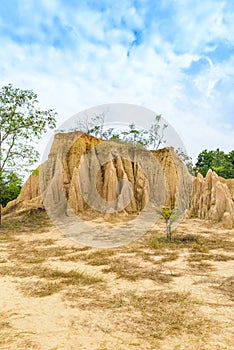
[0,0,233,161]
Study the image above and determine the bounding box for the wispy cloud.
[0,0,233,161]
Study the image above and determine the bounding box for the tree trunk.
[166,219,172,241]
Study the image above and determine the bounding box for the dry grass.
[126,291,212,340]
[148,233,207,251]
[159,252,179,262]
[102,258,173,283]
[1,209,52,234]
[18,279,64,297]
[7,242,74,264]
[0,312,14,348]
[62,285,112,309]
[79,249,116,264]
[60,248,116,264]
[0,212,233,349]
[147,231,234,254]
[212,276,234,301]
[0,264,103,283]
[194,275,234,302]
[0,230,18,242]
[188,253,234,262]
[63,288,212,341]
[188,261,215,273]
[0,312,11,331]
[0,311,39,349]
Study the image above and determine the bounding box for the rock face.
[187,169,234,228]
[4,131,233,229]
[4,132,192,218]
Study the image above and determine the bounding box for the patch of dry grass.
[212,276,234,301]
[159,252,179,263]
[0,263,104,298]
[147,232,234,254]
[0,213,233,348]
[188,253,234,262]
[60,248,116,265]
[102,258,173,283]
[18,279,63,297]
[148,234,206,251]
[133,250,180,266]
[1,209,52,234]
[7,242,74,264]
[63,288,212,342]
[0,311,39,349]
[209,253,234,261]
[188,261,214,273]
[0,231,18,243]
[194,275,234,303]
[128,291,212,340]
[0,312,14,348]
[78,249,116,265]
[0,312,11,330]
[63,285,112,309]
[31,238,56,246]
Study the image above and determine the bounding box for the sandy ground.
[0,215,233,350]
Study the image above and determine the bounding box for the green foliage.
[176,147,194,175]
[195,148,234,178]
[73,112,196,173]
[156,206,180,241]
[0,83,57,222]
[0,171,22,207]
[31,169,40,177]
[121,122,149,147]
[227,150,234,166]
[0,83,57,173]
[73,112,168,150]
[73,111,106,138]
[148,114,168,149]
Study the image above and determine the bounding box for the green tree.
[195,149,234,179]
[0,83,57,225]
[73,113,168,150]
[0,171,22,207]
[227,150,234,168]
[148,114,168,150]
[74,111,106,138]
[175,147,194,175]
[121,122,148,147]
[156,206,180,241]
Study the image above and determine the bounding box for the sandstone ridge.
[4,132,234,229]
[188,169,234,229]
[4,132,192,219]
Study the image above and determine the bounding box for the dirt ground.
[0,211,233,350]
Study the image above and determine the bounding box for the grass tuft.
[18,279,63,297]
[212,276,234,301]
[63,288,212,341]
[102,259,173,283]
[1,209,52,234]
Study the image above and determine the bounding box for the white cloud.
[0,0,233,167]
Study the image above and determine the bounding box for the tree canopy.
[0,171,22,207]
[195,149,234,179]
[69,112,170,149]
[0,83,57,219]
[0,83,57,174]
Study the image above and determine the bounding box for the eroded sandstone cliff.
[187,169,234,229]
[4,131,192,220]
[4,131,234,229]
